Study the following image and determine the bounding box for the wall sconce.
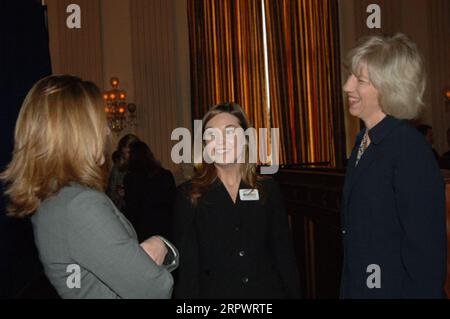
[103,77,137,133]
[445,86,450,102]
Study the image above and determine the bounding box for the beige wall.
[46,0,104,87]
[45,0,191,178]
[339,0,450,157]
[130,0,192,175]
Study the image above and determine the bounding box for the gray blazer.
[31,183,174,299]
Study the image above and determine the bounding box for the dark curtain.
[264,0,345,167]
[187,0,269,132]
[188,0,345,167]
[0,0,55,298]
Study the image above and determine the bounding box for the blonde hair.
[188,103,262,205]
[0,75,110,218]
[347,33,426,120]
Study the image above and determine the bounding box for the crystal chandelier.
[103,77,137,133]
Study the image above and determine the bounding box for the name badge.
[239,189,260,201]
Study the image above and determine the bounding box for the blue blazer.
[340,115,447,298]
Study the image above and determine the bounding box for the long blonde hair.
[188,102,262,205]
[0,75,110,218]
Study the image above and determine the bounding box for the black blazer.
[341,115,447,298]
[123,168,176,242]
[172,178,301,299]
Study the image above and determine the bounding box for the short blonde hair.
[347,33,426,120]
[1,75,110,218]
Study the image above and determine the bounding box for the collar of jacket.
[365,114,404,145]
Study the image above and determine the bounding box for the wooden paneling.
[277,168,345,299]
[279,168,450,299]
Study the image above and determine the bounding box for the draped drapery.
[188,0,345,167]
[188,0,269,131]
[264,0,345,166]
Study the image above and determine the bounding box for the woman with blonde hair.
[173,102,301,298]
[1,75,175,299]
[341,33,446,298]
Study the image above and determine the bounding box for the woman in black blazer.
[173,103,301,299]
[341,33,447,298]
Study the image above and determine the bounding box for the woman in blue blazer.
[340,33,447,298]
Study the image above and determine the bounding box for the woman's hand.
[140,236,168,266]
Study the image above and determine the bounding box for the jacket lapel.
[343,131,363,205]
[347,144,378,195]
[343,115,403,204]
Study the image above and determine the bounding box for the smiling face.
[203,112,246,166]
[343,63,383,122]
